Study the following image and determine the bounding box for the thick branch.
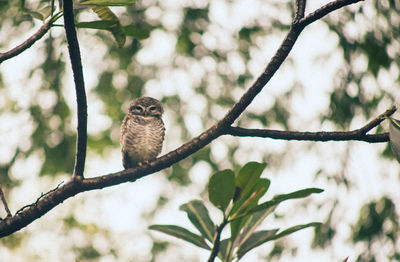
[0,0,366,238]
[63,0,88,178]
[226,106,396,143]
[0,22,51,64]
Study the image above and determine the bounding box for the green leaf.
[180,200,216,242]
[123,26,150,39]
[249,188,324,215]
[235,162,267,192]
[236,229,279,258]
[273,188,324,202]
[271,222,322,240]
[149,224,210,250]
[229,179,271,245]
[76,20,117,30]
[80,0,137,6]
[237,223,321,259]
[230,178,270,218]
[234,206,278,250]
[208,170,235,212]
[217,238,231,261]
[91,6,126,47]
[230,162,268,216]
[23,5,53,21]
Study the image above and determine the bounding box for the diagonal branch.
[299,0,364,26]
[63,0,88,179]
[225,106,396,143]
[0,0,366,238]
[0,21,51,64]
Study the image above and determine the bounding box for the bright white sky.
[0,0,399,261]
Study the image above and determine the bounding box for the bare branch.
[226,128,389,143]
[225,106,396,143]
[63,0,88,179]
[294,0,307,22]
[0,188,11,218]
[299,0,364,26]
[358,105,396,134]
[0,22,51,64]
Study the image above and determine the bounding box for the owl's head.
[128,96,164,117]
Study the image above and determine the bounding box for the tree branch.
[225,106,396,143]
[0,0,366,238]
[207,219,228,262]
[299,0,364,26]
[63,0,88,179]
[294,0,307,22]
[0,188,11,218]
[0,22,51,64]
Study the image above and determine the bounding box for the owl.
[120,96,165,169]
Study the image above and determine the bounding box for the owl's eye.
[149,106,157,112]
[130,105,143,113]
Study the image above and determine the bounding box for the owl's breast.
[121,115,165,164]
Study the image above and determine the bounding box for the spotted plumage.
[120,97,165,169]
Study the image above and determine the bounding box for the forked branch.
[0,0,368,238]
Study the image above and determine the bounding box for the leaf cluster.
[150,162,323,261]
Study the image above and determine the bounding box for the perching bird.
[120,96,165,169]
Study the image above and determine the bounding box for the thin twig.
[15,182,64,215]
[207,219,228,262]
[63,0,88,179]
[0,22,51,64]
[299,0,364,26]
[225,106,396,143]
[294,0,307,22]
[0,188,11,217]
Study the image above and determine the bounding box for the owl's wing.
[122,151,134,169]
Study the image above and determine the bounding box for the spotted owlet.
[120,96,165,169]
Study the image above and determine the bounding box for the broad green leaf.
[180,200,215,242]
[123,26,150,39]
[217,238,231,261]
[76,21,117,30]
[234,206,278,250]
[230,178,270,218]
[208,169,235,212]
[91,6,126,47]
[235,162,267,191]
[230,162,268,216]
[149,224,210,250]
[230,179,270,244]
[80,0,137,6]
[236,229,279,258]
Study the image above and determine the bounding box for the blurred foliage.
[0,0,399,261]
